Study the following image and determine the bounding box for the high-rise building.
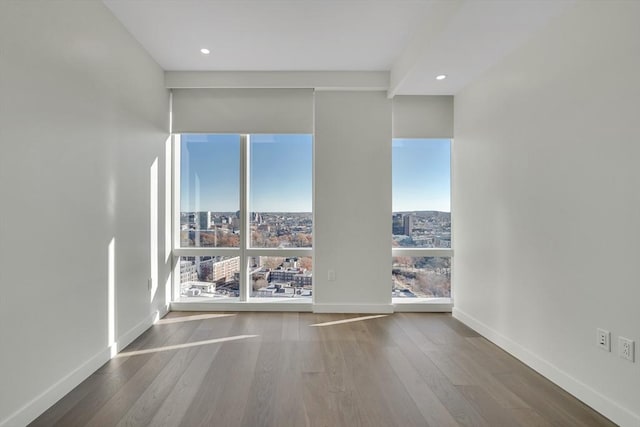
[392,213,404,235]
[196,211,212,231]
[252,212,264,224]
[403,215,413,236]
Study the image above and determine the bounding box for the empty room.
[0,0,638,426]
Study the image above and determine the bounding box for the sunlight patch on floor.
[116,334,258,357]
[310,314,388,327]
[156,313,237,325]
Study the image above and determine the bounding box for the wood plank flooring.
[30,312,616,427]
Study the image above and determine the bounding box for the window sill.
[393,297,452,312]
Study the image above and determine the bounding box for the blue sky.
[181,135,450,213]
[181,134,312,212]
[181,134,241,212]
[392,139,451,212]
[249,134,313,212]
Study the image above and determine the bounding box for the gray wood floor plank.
[508,407,555,427]
[338,340,403,427]
[446,346,531,409]
[456,385,525,427]
[384,346,461,427]
[495,372,575,426]
[117,315,236,427]
[385,314,490,427]
[179,315,263,427]
[84,319,211,427]
[272,341,308,427]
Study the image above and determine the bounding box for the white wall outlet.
[618,336,635,362]
[327,270,336,281]
[148,277,152,291]
[596,328,610,351]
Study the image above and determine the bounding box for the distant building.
[252,212,264,224]
[180,260,198,283]
[268,265,312,286]
[403,215,413,236]
[282,257,298,268]
[183,256,240,284]
[211,256,240,282]
[293,272,312,287]
[392,214,404,235]
[436,237,451,248]
[190,282,215,293]
[269,268,298,283]
[196,211,213,230]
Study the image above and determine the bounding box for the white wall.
[453,2,640,426]
[314,91,392,312]
[0,2,170,426]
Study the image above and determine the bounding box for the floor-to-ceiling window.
[392,138,452,300]
[173,133,313,303]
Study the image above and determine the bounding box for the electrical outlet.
[618,337,635,362]
[327,270,336,281]
[597,328,610,352]
[148,278,152,291]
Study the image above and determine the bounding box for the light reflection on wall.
[150,157,158,302]
[164,136,172,264]
[108,237,116,358]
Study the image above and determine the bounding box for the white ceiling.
[103,0,575,95]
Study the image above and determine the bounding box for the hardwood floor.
[30,312,616,427]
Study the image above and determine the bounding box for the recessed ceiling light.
[200,48,210,55]
[436,74,447,80]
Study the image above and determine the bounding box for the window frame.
[391,138,454,302]
[171,133,313,303]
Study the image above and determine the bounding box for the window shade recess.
[392,95,454,139]
[172,88,314,134]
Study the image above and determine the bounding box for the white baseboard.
[452,308,640,427]
[0,348,111,427]
[393,302,453,312]
[159,304,170,319]
[313,303,394,314]
[116,312,157,353]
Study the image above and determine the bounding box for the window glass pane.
[249,134,313,248]
[179,256,241,299]
[392,139,451,248]
[392,257,451,298]
[249,256,312,299]
[180,134,241,247]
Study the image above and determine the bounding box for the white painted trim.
[172,134,181,251]
[393,301,452,313]
[171,301,312,312]
[392,248,453,258]
[240,134,249,302]
[245,248,313,257]
[173,247,241,257]
[158,304,170,322]
[165,71,389,91]
[452,308,640,427]
[174,248,313,262]
[0,348,111,427]
[313,303,394,314]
